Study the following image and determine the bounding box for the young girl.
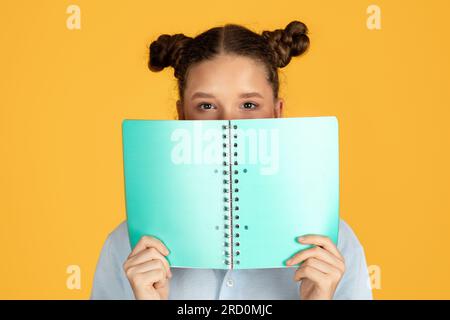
[91,21,372,300]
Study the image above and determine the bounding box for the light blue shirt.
[91,219,373,299]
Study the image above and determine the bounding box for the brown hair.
[148,21,310,102]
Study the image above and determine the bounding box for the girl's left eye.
[241,102,258,110]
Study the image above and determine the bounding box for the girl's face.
[177,54,284,120]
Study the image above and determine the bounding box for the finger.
[294,264,326,283]
[124,247,172,278]
[129,235,170,258]
[145,269,168,289]
[154,277,169,289]
[133,269,168,288]
[127,259,168,278]
[297,257,342,278]
[297,235,343,261]
[287,246,345,273]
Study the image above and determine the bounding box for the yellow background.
[1,0,449,299]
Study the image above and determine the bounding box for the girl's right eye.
[198,103,216,110]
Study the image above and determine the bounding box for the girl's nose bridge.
[220,104,236,120]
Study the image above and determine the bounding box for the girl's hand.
[123,235,172,300]
[286,235,345,300]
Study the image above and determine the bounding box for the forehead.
[184,54,272,98]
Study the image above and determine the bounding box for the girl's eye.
[241,102,258,110]
[198,103,216,110]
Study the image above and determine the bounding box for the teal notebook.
[122,116,339,269]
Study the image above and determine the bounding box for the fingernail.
[286,259,292,265]
[298,237,305,242]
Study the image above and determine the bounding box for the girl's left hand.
[286,235,345,300]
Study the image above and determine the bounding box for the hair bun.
[148,33,192,73]
[262,20,310,68]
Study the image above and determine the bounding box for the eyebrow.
[190,91,264,99]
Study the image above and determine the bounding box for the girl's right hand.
[123,235,172,300]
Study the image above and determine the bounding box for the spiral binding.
[222,122,240,268]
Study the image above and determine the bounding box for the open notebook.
[122,116,339,269]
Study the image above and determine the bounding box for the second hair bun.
[262,20,310,68]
